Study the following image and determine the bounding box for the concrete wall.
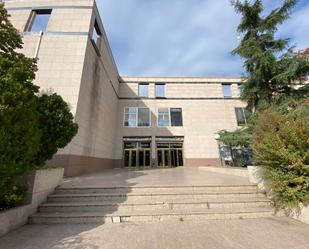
[5,0,120,176]
[0,168,64,237]
[116,77,246,167]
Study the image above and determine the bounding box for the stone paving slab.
[60,167,251,188]
[1,217,308,249]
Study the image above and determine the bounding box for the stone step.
[47,192,265,203]
[54,185,258,195]
[29,207,279,224]
[39,199,271,213]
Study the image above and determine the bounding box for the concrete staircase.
[29,184,277,224]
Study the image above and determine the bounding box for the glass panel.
[164,150,170,166]
[138,108,150,127]
[157,150,163,167]
[222,84,232,98]
[170,108,183,127]
[140,142,151,149]
[155,84,165,98]
[139,84,149,97]
[238,84,243,95]
[131,151,137,167]
[145,150,150,166]
[124,108,137,127]
[157,143,169,148]
[124,142,137,149]
[178,150,183,166]
[235,107,246,126]
[171,150,176,167]
[124,150,130,167]
[30,10,52,32]
[158,108,169,127]
[138,151,144,167]
[170,143,183,148]
[92,22,101,44]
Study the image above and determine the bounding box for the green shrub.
[35,93,78,168]
[253,100,309,211]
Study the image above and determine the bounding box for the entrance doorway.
[123,141,151,168]
[157,142,183,167]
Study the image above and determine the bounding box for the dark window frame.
[235,107,247,126]
[170,108,183,127]
[25,9,52,32]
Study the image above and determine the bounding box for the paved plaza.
[0,217,308,249]
[60,167,251,188]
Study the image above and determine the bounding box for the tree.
[232,0,309,112]
[0,3,41,209]
[35,93,78,168]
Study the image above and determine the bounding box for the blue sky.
[98,0,309,77]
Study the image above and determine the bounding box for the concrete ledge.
[247,166,309,224]
[0,168,64,237]
[200,166,248,178]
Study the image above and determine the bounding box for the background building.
[4,0,246,176]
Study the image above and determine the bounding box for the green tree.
[0,4,41,209]
[232,0,309,111]
[35,93,78,167]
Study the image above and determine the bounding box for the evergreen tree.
[232,0,309,111]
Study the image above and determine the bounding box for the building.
[4,0,247,176]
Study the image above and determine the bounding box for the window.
[138,83,149,97]
[222,84,232,98]
[91,21,101,45]
[170,108,183,127]
[155,84,165,98]
[26,9,52,32]
[235,107,247,126]
[124,107,137,127]
[138,108,150,127]
[124,107,150,127]
[238,84,243,95]
[158,108,169,127]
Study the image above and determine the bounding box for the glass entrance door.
[123,141,151,168]
[156,142,183,167]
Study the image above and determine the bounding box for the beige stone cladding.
[116,77,246,167]
[5,0,120,176]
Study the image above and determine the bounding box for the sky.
[98,0,309,77]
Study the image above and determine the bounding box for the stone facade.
[5,0,246,176]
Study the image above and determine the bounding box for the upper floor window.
[138,83,149,98]
[124,107,150,127]
[238,83,243,95]
[235,107,247,126]
[155,83,165,98]
[222,83,232,98]
[158,108,169,127]
[170,108,183,127]
[91,21,101,45]
[25,9,52,32]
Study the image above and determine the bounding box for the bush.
[253,99,309,211]
[35,93,78,168]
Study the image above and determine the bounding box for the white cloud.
[99,0,309,76]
